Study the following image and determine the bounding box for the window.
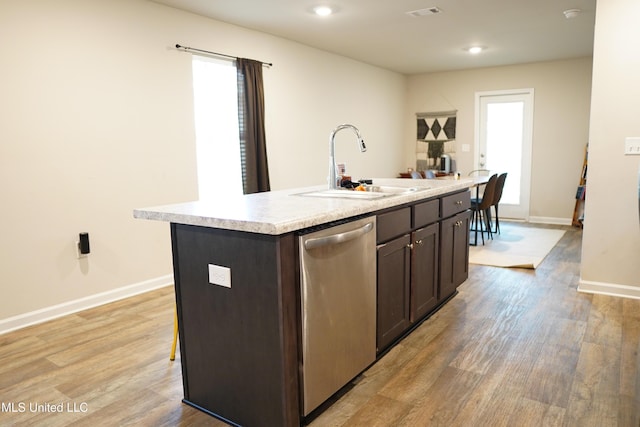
[191,55,243,201]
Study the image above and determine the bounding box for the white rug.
[469,224,566,269]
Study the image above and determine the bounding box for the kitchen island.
[134,178,473,427]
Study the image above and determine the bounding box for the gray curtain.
[236,58,270,194]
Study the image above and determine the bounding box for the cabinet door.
[439,211,471,301]
[452,211,471,286]
[377,234,411,352]
[410,224,439,321]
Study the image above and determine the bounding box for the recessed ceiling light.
[467,46,484,54]
[313,6,333,16]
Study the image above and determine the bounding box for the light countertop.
[133,178,474,235]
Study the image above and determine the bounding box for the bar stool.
[170,308,178,361]
[470,174,497,245]
[491,173,508,234]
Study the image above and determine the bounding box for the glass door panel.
[476,89,534,220]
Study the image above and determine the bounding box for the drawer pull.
[455,200,463,205]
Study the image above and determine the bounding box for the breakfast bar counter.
[134,178,473,427]
[133,178,472,234]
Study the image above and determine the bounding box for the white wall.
[580,0,640,297]
[265,42,407,187]
[406,58,593,223]
[0,0,406,330]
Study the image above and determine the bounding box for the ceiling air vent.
[406,7,442,17]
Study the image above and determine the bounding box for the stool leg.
[484,208,493,240]
[478,209,485,245]
[170,308,178,361]
[473,208,480,246]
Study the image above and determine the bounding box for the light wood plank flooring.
[1,224,638,426]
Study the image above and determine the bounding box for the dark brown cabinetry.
[165,188,470,426]
[411,223,439,320]
[171,224,299,427]
[439,192,472,301]
[376,234,412,351]
[439,211,471,300]
[376,191,469,353]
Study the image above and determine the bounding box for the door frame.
[474,88,535,220]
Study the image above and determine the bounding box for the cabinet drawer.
[377,207,411,243]
[441,191,470,218]
[413,199,439,228]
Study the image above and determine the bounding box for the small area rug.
[469,223,566,269]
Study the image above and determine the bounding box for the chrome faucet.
[328,124,366,189]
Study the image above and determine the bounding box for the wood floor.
[1,224,639,426]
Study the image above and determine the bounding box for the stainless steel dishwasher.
[299,216,377,416]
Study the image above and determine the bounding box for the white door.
[475,89,534,220]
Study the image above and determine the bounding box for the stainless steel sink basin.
[296,185,430,200]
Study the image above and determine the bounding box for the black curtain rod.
[175,44,272,67]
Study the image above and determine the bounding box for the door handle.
[304,222,374,250]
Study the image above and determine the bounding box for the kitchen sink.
[296,185,430,200]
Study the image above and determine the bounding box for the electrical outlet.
[208,264,231,288]
[625,137,640,155]
[75,241,87,259]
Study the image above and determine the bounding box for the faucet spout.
[328,124,366,189]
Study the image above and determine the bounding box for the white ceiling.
[151,0,597,75]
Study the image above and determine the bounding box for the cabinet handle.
[454,220,463,227]
[406,243,414,249]
[415,239,423,246]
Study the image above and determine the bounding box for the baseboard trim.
[578,279,640,300]
[528,216,572,226]
[0,275,173,335]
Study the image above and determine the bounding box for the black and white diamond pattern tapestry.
[417,114,456,141]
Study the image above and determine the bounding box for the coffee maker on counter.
[440,154,451,173]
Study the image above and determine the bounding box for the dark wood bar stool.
[470,173,497,246]
[491,173,508,234]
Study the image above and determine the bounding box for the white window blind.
[191,55,243,201]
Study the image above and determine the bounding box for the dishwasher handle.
[304,222,374,250]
